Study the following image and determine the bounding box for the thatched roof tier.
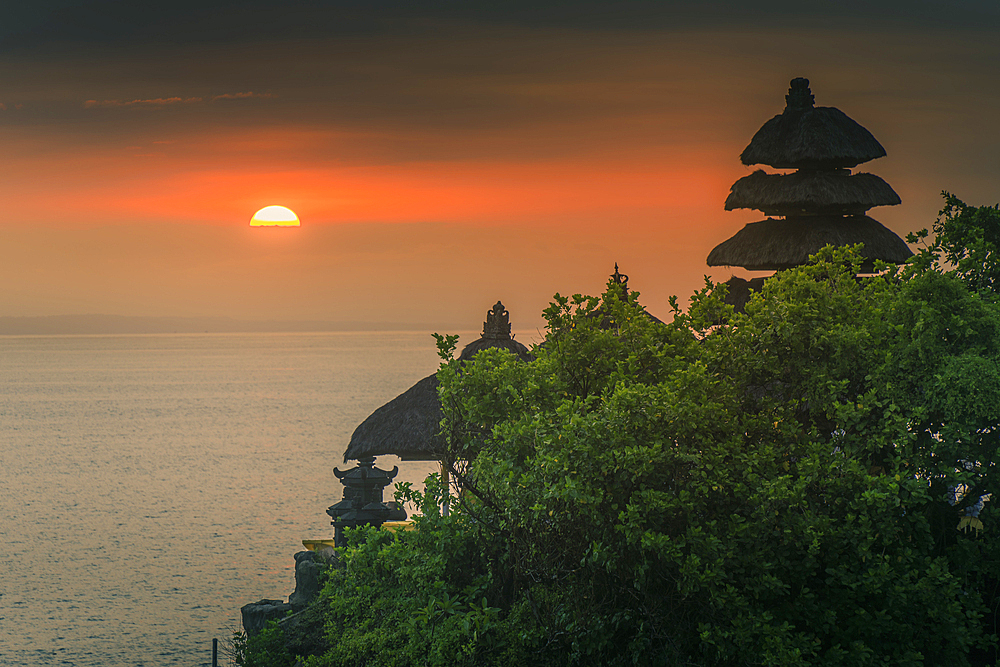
[740,78,886,170]
[342,300,532,462]
[343,374,443,462]
[725,169,900,216]
[458,336,531,360]
[706,215,913,271]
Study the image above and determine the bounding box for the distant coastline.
[0,314,450,336]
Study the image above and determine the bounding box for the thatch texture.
[343,300,532,462]
[707,215,912,271]
[740,79,886,170]
[458,336,531,361]
[342,336,530,462]
[343,374,444,462]
[725,170,900,216]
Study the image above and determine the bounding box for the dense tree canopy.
[909,193,1000,296]
[243,194,1000,666]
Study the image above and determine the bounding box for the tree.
[249,196,1000,666]
[428,246,1000,665]
[908,192,1000,296]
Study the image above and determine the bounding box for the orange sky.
[1,10,998,332]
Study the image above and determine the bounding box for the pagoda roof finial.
[785,77,814,112]
[611,262,628,291]
[482,301,512,340]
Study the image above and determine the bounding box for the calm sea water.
[0,331,485,666]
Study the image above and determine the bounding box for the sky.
[1,1,998,333]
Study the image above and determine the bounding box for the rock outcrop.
[242,547,341,658]
[289,550,326,610]
[241,599,293,639]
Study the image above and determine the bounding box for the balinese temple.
[707,78,912,308]
[309,302,530,547]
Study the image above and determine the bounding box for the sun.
[250,205,300,227]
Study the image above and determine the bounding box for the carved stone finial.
[482,301,511,340]
[611,262,629,292]
[785,77,814,112]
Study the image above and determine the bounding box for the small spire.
[785,77,814,112]
[482,301,512,340]
[611,262,629,293]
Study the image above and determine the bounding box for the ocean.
[0,331,497,666]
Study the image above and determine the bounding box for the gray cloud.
[81,92,273,109]
[2,0,998,56]
[83,96,203,108]
[211,91,274,101]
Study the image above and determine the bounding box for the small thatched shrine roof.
[706,215,913,272]
[591,264,664,326]
[740,78,886,170]
[456,301,532,362]
[725,169,900,217]
[342,301,531,462]
[343,374,444,462]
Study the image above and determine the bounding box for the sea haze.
[0,315,451,335]
[0,331,474,666]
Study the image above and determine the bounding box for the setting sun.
[250,205,300,227]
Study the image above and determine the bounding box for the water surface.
[0,332,462,666]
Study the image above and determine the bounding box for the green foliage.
[301,475,541,667]
[232,622,296,667]
[245,194,1000,666]
[908,191,1000,296]
[429,249,999,665]
[228,629,248,666]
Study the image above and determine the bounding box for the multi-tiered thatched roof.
[708,78,911,276]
